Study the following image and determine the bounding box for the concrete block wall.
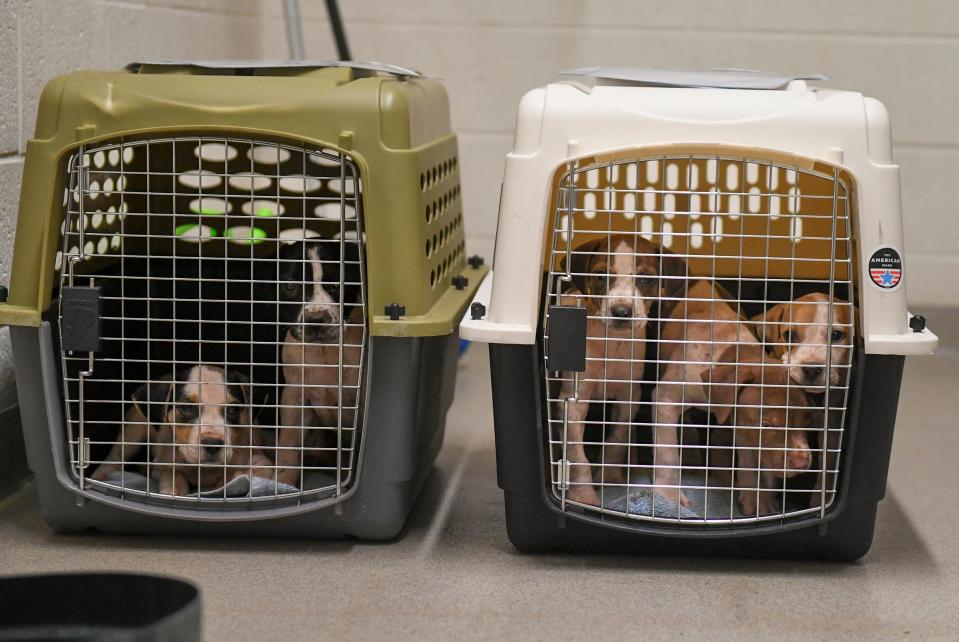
[1,0,956,419]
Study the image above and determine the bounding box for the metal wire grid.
[57,135,368,505]
[542,154,855,526]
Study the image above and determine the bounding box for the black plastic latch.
[0,285,7,303]
[452,275,469,290]
[384,303,406,321]
[546,305,587,372]
[61,286,102,352]
[909,315,926,333]
[467,255,484,269]
[470,302,486,320]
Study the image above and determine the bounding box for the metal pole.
[283,0,305,61]
[325,0,352,60]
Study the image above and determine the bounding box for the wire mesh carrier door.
[542,152,856,526]
[56,135,368,507]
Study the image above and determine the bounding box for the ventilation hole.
[196,142,238,163]
[88,181,100,200]
[62,189,69,206]
[312,203,355,220]
[728,194,741,218]
[279,176,321,193]
[93,151,105,168]
[83,241,95,256]
[690,194,701,214]
[645,160,659,184]
[278,228,321,243]
[711,216,724,242]
[791,217,804,243]
[640,215,654,241]
[560,214,569,242]
[708,187,720,213]
[248,145,290,165]
[689,163,699,190]
[54,251,63,271]
[225,226,267,245]
[102,178,114,196]
[624,162,638,189]
[746,162,759,184]
[642,188,656,213]
[583,192,597,218]
[430,269,436,287]
[666,163,679,190]
[585,169,599,190]
[308,152,341,168]
[419,173,426,191]
[726,164,739,191]
[106,207,117,226]
[175,223,217,243]
[97,237,109,254]
[327,179,355,196]
[787,186,801,214]
[228,173,272,192]
[60,220,66,235]
[425,239,432,257]
[661,222,673,248]
[748,186,761,213]
[119,201,129,215]
[786,169,797,185]
[72,186,80,204]
[769,166,780,191]
[690,222,704,249]
[108,149,121,166]
[189,197,231,216]
[110,234,122,251]
[122,146,134,164]
[68,245,79,257]
[116,176,127,192]
[242,200,286,218]
[705,159,718,185]
[663,194,675,218]
[178,170,222,190]
[332,230,363,241]
[769,196,781,220]
[91,213,103,229]
[433,233,438,249]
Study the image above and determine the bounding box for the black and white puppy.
[274,238,364,487]
[277,239,362,343]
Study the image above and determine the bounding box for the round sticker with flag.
[868,247,902,290]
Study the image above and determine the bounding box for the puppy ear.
[701,352,758,424]
[226,370,252,408]
[657,245,689,299]
[752,303,787,354]
[561,238,602,295]
[131,373,174,425]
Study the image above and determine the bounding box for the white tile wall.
[0,0,956,413]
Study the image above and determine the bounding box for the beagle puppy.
[752,293,855,508]
[90,365,274,496]
[651,280,816,515]
[274,239,364,487]
[554,233,686,506]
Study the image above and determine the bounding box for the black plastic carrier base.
[12,323,458,541]
[489,343,904,561]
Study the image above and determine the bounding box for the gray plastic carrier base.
[12,322,457,541]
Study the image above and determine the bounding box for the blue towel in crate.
[601,472,740,520]
[102,470,309,497]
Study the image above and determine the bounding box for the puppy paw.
[567,485,601,506]
[656,487,690,509]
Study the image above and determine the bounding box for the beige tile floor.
[1,316,958,640]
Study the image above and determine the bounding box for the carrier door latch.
[61,286,102,353]
[546,305,587,372]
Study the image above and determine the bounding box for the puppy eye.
[783,330,797,344]
[637,275,656,287]
[283,282,298,292]
[831,329,846,341]
[226,406,242,424]
[175,405,196,422]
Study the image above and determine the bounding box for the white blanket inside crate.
[101,470,334,498]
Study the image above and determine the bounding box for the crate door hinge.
[61,286,102,353]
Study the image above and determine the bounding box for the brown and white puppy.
[752,293,855,508]
[555,234,686,506]
[651,280,816,514]
[751,293,854,394]
[90,366,274,496]
[275,239,364,487]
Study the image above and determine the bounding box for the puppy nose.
[201,437,223,455]
[610,305,631,319]
[788,451,811,470]
[803,366,824,381]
